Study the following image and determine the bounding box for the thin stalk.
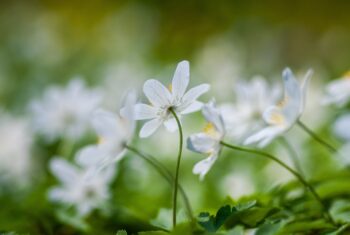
[297,120,337,153]
[125,144,194,222]
[220,140,336,225]
[278,137,304,177]
[169,108,183,227]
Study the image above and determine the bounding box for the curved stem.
[220,140,336,225]
[169,108,183,228]
[278,137,304,177]
[125,144,194,222]
[297,120,337,153]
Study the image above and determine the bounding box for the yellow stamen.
[270,113,285,125]
[277,97,288,108]
[342,70,350,79]
[203,122,216,136]
[98,136,105,144]
[168,84,172,92]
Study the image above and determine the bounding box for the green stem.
[169,108,183,228]
[125,144,194,222]
[278,137,305,177]
[220,140,336,225]
[297,120,337,153]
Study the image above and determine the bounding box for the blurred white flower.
[333,113,350,141]
[0,112,33,188]
[220,76,280,142]
[29,79,102,142]
[187,101,225,180]
[244,68,312,147]
[322,71,350,107]
[76,91,137,169]
[221,172,255,199]
[133,60,210,138]
[48,152,115,217]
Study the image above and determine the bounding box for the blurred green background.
[1,0,350,234]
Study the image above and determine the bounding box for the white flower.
[76,91,137,169]
[244,68,312,147]
[48,151,115,217]
[29,78,102,142]
[322,71,350,107]
[333,113,350,141]
[220,76,280,142]
[187,101,225,180]
[133,60,210,138]
[0,111,33,188]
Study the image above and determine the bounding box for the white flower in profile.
[244,68,313,148]
[48,151,115,217]
[220,76,280,142]
[0,111,33,188]
[133,60,210,138]
[29,78,102,142]
[76,91,137,169]
[322,71,350,107]
[333,113,350,141]
[187,101,225,180]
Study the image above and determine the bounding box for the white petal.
[119,90,137,120]
[139,119,163,138]
[75,145,104,168]
[143,79,172,107]
[187,133,218,153]
[48,187,69,202]
[263,106,286,126]
[172,60,190,99]
[164,118,178,132]
[193,155,218,181]
[133,104,158,120]
[333,114,350,141]
[91,109,119,139]
[202,101,225,134]
[180,101,203,115]
[50,158,79,184]
[244,126,284,147]
[182,84,210,104]
[300,69,313,114]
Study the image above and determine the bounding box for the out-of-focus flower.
[221,172,255,199]
[76,91,137,169]
[29,79,102,142]
[220,76,280,142]
[322,71,350,107]
[244,68,312,147]
[333,113,350,141]
[0,111,33,188]
[133,60,210,138]
[187,101,225,180]
[48,152,115,217]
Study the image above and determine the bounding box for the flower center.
[203,123,217,137]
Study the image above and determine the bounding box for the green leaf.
[198,200,271,232]
[279,219,334,233]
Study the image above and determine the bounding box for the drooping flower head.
[48,151,116,217]
[244,68,312,147]
[133,60,210,138]
[76,91,137,169]
[187,100,225,180]
[322,71,350,107]
[29,78,102,142]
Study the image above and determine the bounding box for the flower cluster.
[4,59,350,233]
